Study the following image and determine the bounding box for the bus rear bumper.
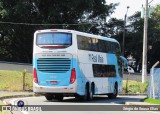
[33,83,77,94]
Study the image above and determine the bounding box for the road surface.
[4,95,159,114]
[0,61,32,73]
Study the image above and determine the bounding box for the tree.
[0,0,117,63]
[113,5,160,72]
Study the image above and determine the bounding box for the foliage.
[112,5,160,72]
[122,80,148,94]
[0,100,4,105]
[1,0,160,71]
[0,0,118,63]
[141,98,160,104]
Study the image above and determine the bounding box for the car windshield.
[36,33,72,45]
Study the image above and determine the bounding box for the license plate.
[50,81,57,84]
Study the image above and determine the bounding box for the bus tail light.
[70,68,76,84]
[33,68,38,84]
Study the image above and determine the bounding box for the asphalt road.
[0,61,32,73]
[5,95,146,105]
[4,95,159,114]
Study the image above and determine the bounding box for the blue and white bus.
[33,29,127,101]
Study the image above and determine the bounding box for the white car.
[127,66,135,73]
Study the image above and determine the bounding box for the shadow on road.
[44,95,145,104]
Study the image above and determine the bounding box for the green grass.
[0,100,4,105]
[141,98,160,104]
[0,70,32,91]
[122,80,148,94]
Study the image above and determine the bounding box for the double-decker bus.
[33,29,127,101]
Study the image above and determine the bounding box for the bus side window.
[91,38,99,51]
[98,40,106,53]
[93,64,116,78]
[105,41,109,53]
[77,35,89,50]
[115,43,121,56]
[112,43,116,54]
[88,38,92,51]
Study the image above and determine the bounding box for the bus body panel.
[33,30,79,94]
[33,29,124,98]
[33,57,72,87]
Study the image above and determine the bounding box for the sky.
[107,0,160,19]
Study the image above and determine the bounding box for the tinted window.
[105,41,110,53]
[91,38,99,51]
[98,40,106,52]
[77,35,91,50]
[37,33,72,45]
[115,43,121,56]
[77,35,120,54]
[93,64,116,77]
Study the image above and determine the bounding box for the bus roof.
[35,29,119,44]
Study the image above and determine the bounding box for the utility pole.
[122,6,130,56]
[142,0,149,83]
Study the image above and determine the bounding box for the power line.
[149,0,154,4]
[0,21,95,26]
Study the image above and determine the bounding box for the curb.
[1,94,41,106]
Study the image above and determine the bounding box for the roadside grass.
[122,80,148,94]
[0,94,11,97]
[0,111,8,114]
[0,70,32,91]
[0,100,4,105]
[141,98,160,104]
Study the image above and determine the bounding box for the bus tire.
[55,95,63,101]
[88,83,94,101]
[75,95,82,100]
[83,83,89,101]
[45,94,53,101]
[108,84,118,99]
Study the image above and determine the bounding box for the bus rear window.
[36,33,72,45]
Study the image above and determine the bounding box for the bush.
[122,80,148,94]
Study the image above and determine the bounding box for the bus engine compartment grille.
[37,58,71,73]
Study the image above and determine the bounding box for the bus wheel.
[55,95,63,101]
[108,84,118,99]
[45,94,53,101]
[83,84,89,101]
[89,84,94,100]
